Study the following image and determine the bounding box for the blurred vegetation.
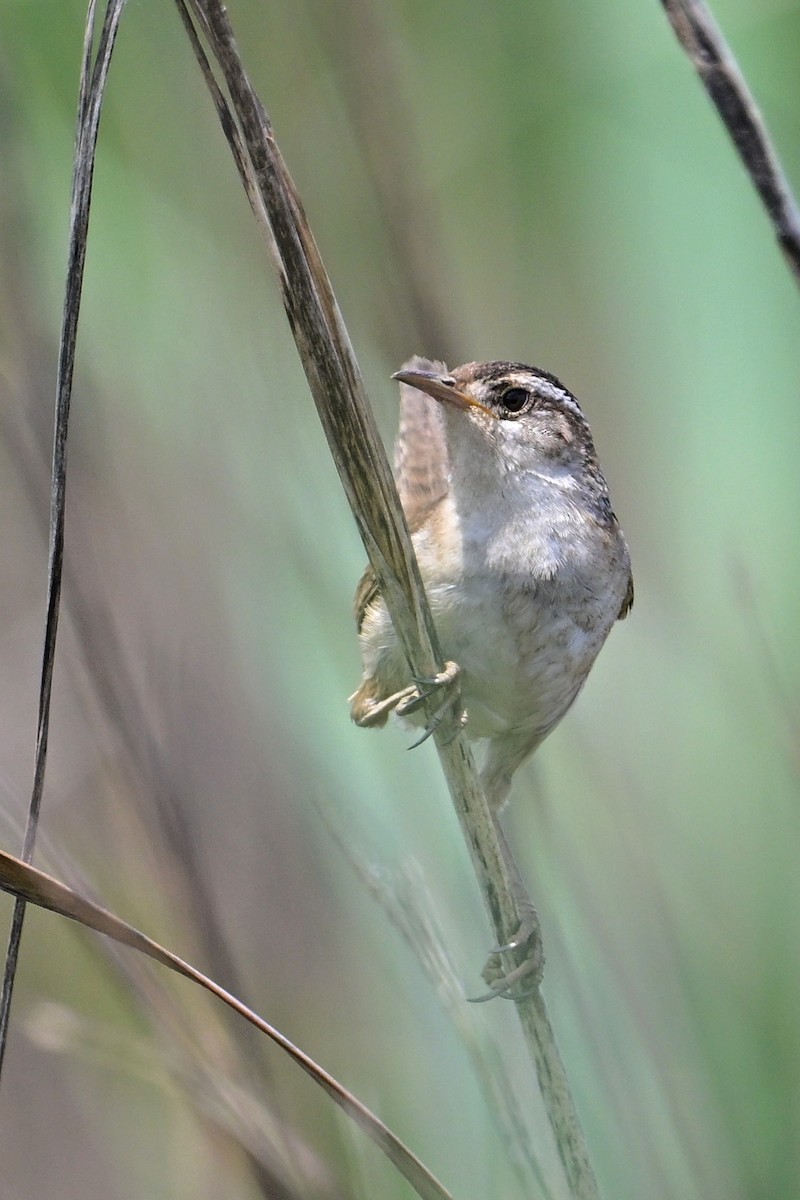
[1,1,799,1197]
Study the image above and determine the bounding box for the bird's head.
[392,360,597,482]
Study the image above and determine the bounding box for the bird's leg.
[350,662,464,745]
[469,732,546,1001]
[394,660,461,715]
[397,661,466,747]
[470,815,544,1001]
[350,683,421,727]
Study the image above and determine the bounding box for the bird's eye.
[500,387,530,415]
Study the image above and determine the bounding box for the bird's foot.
[469,903,544,1003]
[350,661,464,744]
[350,683,419,728]
[399,661,465,748]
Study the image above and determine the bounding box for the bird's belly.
[427,575,614,740]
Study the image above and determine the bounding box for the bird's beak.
[392,369,496,419]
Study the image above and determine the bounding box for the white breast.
[413,484,628,739]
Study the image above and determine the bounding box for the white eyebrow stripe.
[526,377,585,420]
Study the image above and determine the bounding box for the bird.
[349,357,632,994]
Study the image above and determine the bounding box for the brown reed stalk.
[0,0,129,1083]
[177,2,603,1196]
[660,0,800,287]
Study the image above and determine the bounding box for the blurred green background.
[1,1,799,1197]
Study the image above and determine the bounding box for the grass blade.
[0,848,454,1200]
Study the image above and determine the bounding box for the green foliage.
[1,1,798,1197]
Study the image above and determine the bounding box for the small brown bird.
[349,358,632,995]
[350,358,632,809]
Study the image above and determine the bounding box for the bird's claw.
[468,907,544,1003]
[400,661,465,748]
[396,661,461,716]
[468,959,542,1003]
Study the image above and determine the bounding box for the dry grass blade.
[0,0,128,1081]
[318,806,555,1198]
[178,2,603,1196]
[659,0,800,286]
[0,849,454,1200]
[182,0,445,672]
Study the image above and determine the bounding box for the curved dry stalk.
[318,813,555,1198]
[660,0,800,287]
[178,2,603,1196]
[0,849,453,1200]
